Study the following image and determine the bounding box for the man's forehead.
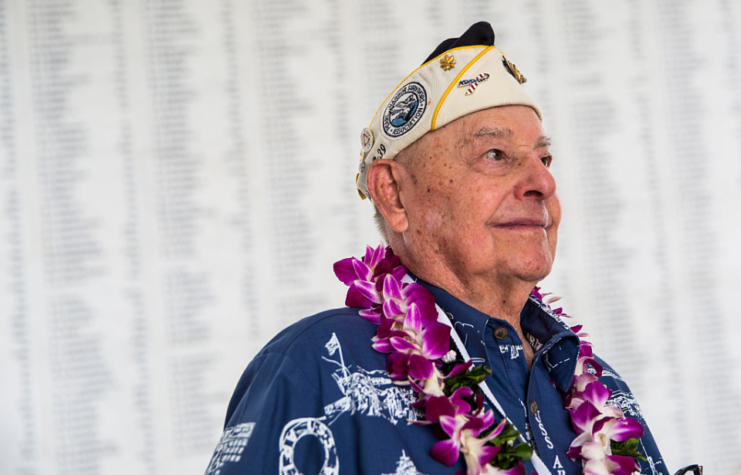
[468,126,552,148]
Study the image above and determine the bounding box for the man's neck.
[403,260,538,368]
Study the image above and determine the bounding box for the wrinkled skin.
[367,106,561,365]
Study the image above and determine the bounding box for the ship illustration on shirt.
[322,333,418,425]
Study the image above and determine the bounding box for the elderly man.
[205,22,669,475]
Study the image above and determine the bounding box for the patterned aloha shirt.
[204,281,669,475]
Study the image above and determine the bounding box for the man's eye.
[541,155,553,168]
[484,149,505,162]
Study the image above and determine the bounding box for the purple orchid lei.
[334,245,645,475]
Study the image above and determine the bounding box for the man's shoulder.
[592,354,647,422]
[256,306,378,359]
[223,307,387,424]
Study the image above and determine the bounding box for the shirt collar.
[413,276,580,393]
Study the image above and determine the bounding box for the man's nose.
[515,153,557,200]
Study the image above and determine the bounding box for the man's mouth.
[493,216,550,228]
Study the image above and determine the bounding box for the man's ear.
[366,160,409,234]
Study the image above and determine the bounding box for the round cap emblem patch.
[360,128,373,152]
[382,82,427,138]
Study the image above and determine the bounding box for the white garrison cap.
[356,22,541,200]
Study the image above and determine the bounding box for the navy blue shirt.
[205,283,668,475]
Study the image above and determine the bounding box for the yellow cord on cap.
[366,45,491,129]
[430,46,496,131]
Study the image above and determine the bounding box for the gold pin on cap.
[439,54,456,71]
[503,57,526,84]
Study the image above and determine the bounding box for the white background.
[0,1,739,474]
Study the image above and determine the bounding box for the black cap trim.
[422,21,496,65]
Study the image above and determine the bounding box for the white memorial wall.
[0,1,739,474]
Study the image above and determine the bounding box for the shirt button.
[493,327,508,340]
[530,400,538,415]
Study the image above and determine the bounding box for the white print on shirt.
[528,296,569,329]
[453,321,475,346]
[607,389,644,420]
[381,450,428,475]
[322,333,418,425]
[533,410,555,449]
[204,422,255,475]
[499,344,523,359]
[552,455,565,475]
[600,368,625,382]
[527,333,544,352]
[279,417,339,475]
[641,439,664,475]
[645,454,664,475]
[543,352,573,373]
[521,402,533,441]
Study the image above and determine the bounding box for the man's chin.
[507,254,554,284]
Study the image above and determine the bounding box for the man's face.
[397,105,561,287]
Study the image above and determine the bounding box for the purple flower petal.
[405,303,423,333]
[402,284,437,321]
[582,380,611,408]
[386,352,410,380]
[566,444,583,460]
[438,414,460,438]
[364,244,384,270]
[445,361,472,379]
[355,280,381,304]
[564,392,585,410]
[383,298,403,319]
[474,393,484,412]
[592,416,610,435]
[478,444,502,467]
[484,415,505,438]
[531,286,543,300]
[372,337,393,353]
[570,401,601,433]
[583,356,603,377]
[408,353,434,380]
[391,265,407,281]
[422,322,451,360]
[582,460,611,475]
[449,387,473,414]
[579,344,594,358]
[579,441,608,461]
[389,335,418,353]
[409,379,425,395]
[605,455,639,475]
[345,284,373,308]
[425,395,455,423]
[572,372,598,392]
[362,245,374,264]
[607,416,644,441]
[376,318,393,338]
[383,274,402,301]
[352,257,372,281]
[358,307,382,324]
[372,247,399,277]
[461,411,492,437]
[430,438,460,467]
[333,257,360,285]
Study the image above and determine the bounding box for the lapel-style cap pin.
[503,57,527,84]
[439,54,456,71]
